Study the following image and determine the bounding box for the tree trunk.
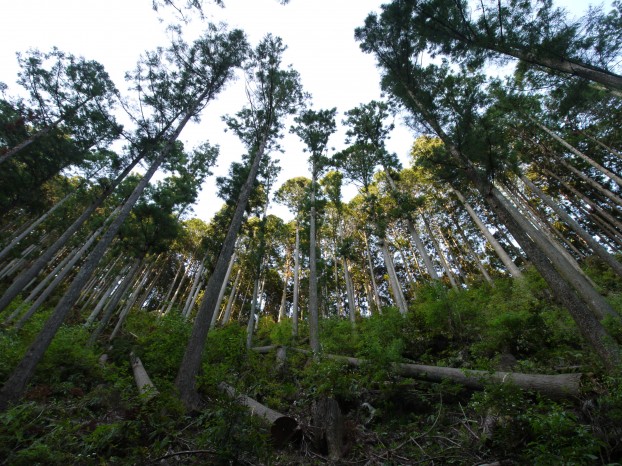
[13,227,104,330]
[290,348,582,399]
[84,266,128,327]
[555,155,622,208]
[312,397,343,461]
[3,247,73,325]
[422,213,458,290]
[176,135,269,409]
[452,188,522,278]
[88,257,144,345]
[343,257,356,324]
[521,175,622,276]
[0,152,144,315]
[182,260,205,319]
[292,224,300,337]
[222,269,241,326]
[379,238,409,315]
[211,251,237,328]
[246,277,261,350]
[0,191,73,263]
[278,254,290,323]
[308,169,320,353]
[531,118,622,189]
[362,231,382,313]
[218,382,299,446]
[130,352,158,400]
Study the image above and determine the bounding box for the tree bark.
[531,118,622,189]
[308,169,320,353]
[130,352,158,400]
[0,191,73,263]
[452,188,522,278]
[211,251,237,328]
[343,257,356,324]
[13,227,104,330]
[222,269,241,326]
[292,224,300,337]
[379,238,409,315]
[175,135,269,409]
[218,382,299,446]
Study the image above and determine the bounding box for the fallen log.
[218,382,299,446]
[285,348,582,399]
[130,352,158,400]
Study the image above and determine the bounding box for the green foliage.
[129,311,192,382]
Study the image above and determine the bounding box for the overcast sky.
[0,0,595,222]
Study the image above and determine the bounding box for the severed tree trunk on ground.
[289,349,582,399]
[218,382,299,446]
[130,352,158,400]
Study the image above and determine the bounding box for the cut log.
[130,352,158,400]
[218,382,299,446]
[286,348,582,399]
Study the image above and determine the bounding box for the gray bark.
[521,175,622,277]
[452,188,522,278]
[130,352,158,400]
[343,258,356,324]
[292,225,300,336]
[222,269,241,325]
[0,191,73,263]
[13,227,104,330]
[211,251,237,328]
[379,238,409,315]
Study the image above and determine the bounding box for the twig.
[150,449,216,462]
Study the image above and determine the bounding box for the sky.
[0,0,597,222]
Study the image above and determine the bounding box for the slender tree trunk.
[452,188,522,278]
[0,153,144,315]
[108,260,154,341]
[162,258,185,309]
[210,251,237,328]
[3,247,72,325]
[183,256,206,320]
[450,215,493,285]
[379,239,409,315]
[88,257,144,345]
[175,135,269,409]
[362,231,382,313]
[531,118,622,189]
[422,214,458,290]
[308,169,320,353]
[246,278,261,350]
[222,269,242,325]
[0,192,73,263]
[382,168,439,280]
[13,227,104,330]
[555,155,622,208]
[278,253,291,322]
[343,258,356,324]
[292,225,300,337]
[544,167,622,234]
